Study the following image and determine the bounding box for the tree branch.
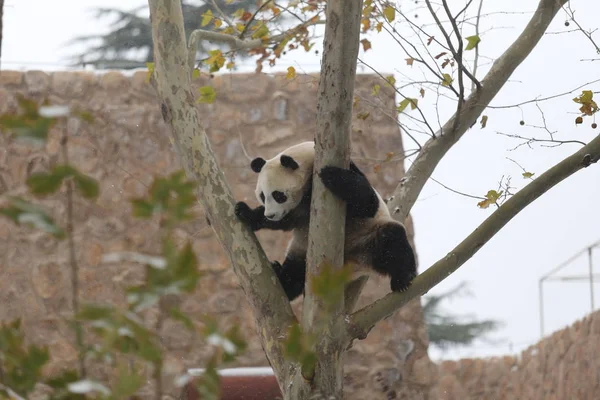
[387,0,569,222]
[186,19,325,71]
[292,0,363,397]
[349,133,600,341]
[147,0,296,383]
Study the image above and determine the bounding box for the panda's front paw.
[319,166,354,197]
[234,201,252,221]
[234,202,264,230]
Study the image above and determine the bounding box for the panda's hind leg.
[372,222,417,292]
[272,253,306,301]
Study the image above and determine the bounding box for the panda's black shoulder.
[349,160,367,178]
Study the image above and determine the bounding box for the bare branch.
[186,19,325,71]
[349,133,600,341]
[564,2,600,54]
[239,0,273,39]
[147,0,296,383]
[210,0,234,28]
[471,0,484,92]
[387,0,570,222]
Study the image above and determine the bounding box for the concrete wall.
[0,70,434,399]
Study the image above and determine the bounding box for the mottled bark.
[146,0,297,386]
[290,0,364,398]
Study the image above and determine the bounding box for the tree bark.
[146,0,297,386]
[290,0,363,398]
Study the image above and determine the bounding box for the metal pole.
[539,279,545,338]
[589,247,595,311]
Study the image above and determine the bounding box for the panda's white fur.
[234,141,416,301]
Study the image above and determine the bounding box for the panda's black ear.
[280,155,299,170]
[251,157,266,173]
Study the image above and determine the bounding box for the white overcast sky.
[3,0,600,361]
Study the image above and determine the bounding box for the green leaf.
[197,86,217,104]
[131,199,155,218]
[192,68,201,80]
[73,173,100,199]
[112,363,144,399]
[26,165,76,196]
[465,35,481,51]
[0,95,58,145]
[169,307,195,331]
[0,197,65,238]
[0,319,50,397]
[310,262,353,310]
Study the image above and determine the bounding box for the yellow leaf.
[286,66,296,80]
[357,112,370,120]
[522,172,535,179]
[442,73,453,87]
[397,98,418,113]
[371,84,380,96]
[360,39,372,51]
[226,61,235,70]
[477,190,503,209]
[236,23,245,32]
[386,75,396,87]
[197,86,216,104]
[145,62,155,83]
[383,6,395,22]
[205,50,225,73]
[201,10,214,27]
[251,24,269,39]
[361,18,371,32]
[480,115,488,128]
[353,96,360,107]
[465,35,481,51]
[223,26,235,35]
[192,68,201,80]
[375,22,383,33]
[214,19,223,29]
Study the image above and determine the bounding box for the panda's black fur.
[234,141,417,301]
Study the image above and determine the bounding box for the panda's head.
[250,142,315,221]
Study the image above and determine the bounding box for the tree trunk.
[288,0,363,399]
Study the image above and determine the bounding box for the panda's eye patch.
[260,192,265,203]
[272,191,287,204]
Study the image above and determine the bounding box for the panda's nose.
[265,213,276,220]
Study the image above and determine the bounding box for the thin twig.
[472,0,484,92]
[210,0,234,28]
[429,176,486,200]
[239,0,273,39]
[61,122,86,378]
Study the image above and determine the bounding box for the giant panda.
[234,141,416,301]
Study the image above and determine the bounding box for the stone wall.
[432,310,600,400]
[0,70,435,399]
